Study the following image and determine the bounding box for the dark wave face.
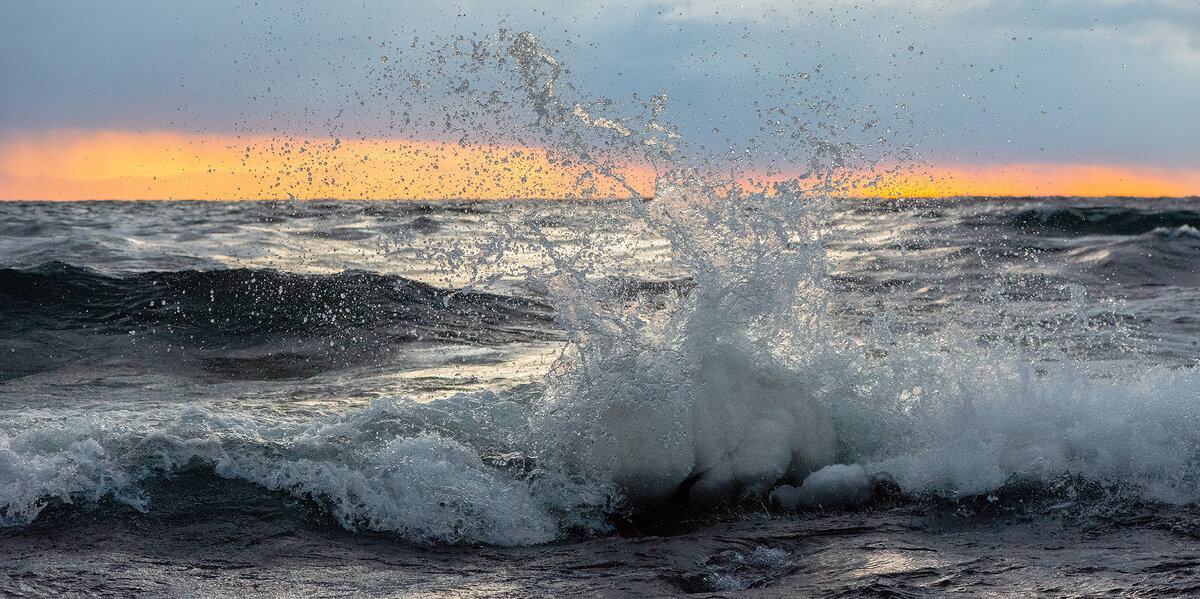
[999,206,1200,237]
[946,201,1200,289]
[0,263,558,381]
[1065,226,1200,288]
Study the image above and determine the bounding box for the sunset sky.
[2,1,1198,200]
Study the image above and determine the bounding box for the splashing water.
[489,31,1200,518]
[2,32,1200,555]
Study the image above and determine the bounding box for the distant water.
[3,195,1200,597]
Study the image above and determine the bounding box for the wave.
[7,186,1200,547]
[0,393,611,546]
[1151,224,1200,240]
[0,263,557,380]
[528,182,1200,530]
[1065,225,1200,287]
[5,33,1200,548]
[1001,206,1200,237]
[3,338,1199,546]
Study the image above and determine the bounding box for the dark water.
[2,196,1200,597]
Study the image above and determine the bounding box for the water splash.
[4,31,1200,549]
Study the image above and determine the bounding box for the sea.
[2,191,1200,597]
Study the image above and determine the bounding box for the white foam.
[529,178,1200,512]
[228,432,560,545]
[770,464,873,509]
[533,182,841,508]
[0,423,145,524]
[0,397,615,546]
[851,356,1200,501]
[1151,224,1200,239]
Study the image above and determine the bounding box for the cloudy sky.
[1,0,1198,198]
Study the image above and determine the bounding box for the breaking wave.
[6,181,1200,547]
[4,32,1200,547]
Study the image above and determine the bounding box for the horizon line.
[2,193,1198,202]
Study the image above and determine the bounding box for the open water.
[2,193,1200,597]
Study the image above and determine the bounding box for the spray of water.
[3,32,1200,548]
[458,32,1200,515]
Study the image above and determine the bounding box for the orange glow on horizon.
[0,130,656,201]
[862,162,1200,198]
[2,130,1198,201]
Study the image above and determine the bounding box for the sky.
[1,0,1198,199]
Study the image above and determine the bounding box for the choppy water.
[2,194,1199,597]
